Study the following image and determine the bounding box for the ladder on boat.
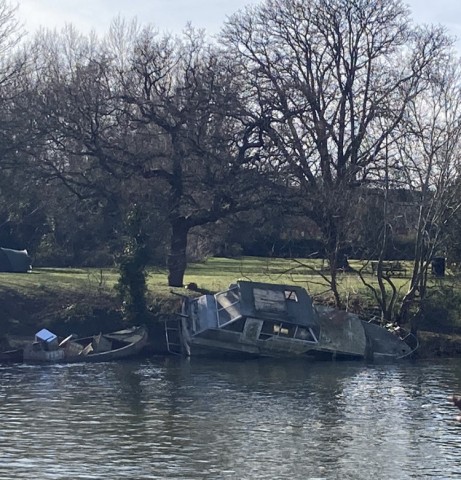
[164,318,183,355]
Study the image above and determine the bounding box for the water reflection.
[1,358,461,479]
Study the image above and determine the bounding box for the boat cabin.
[178,281,322,356]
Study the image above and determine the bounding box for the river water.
[1,357,461,479]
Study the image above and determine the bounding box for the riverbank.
[2,284,461,359]
[0,283,178,355]
[415,331,461,359]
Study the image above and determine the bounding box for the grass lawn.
[0,256,418,300]
[0,256,457,318]
[182,256,413,299]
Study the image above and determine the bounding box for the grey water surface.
[1,357,461,479]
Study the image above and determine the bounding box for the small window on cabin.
[259,321,274,339]
[222,317,246,333]
[273,323,288,335]
[295,327,316,342]
[259,321,294,339]
[273,323,296,337]
[284,290,298,302]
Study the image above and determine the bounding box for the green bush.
[419,285,461,333]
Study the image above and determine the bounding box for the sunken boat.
[166,281,415,361]
[23,326,148,363]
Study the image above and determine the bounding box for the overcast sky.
[16,0,461,48]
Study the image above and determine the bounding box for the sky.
[15,0,461,48]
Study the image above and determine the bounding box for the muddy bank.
[0,287,179,355]
[414,331,461,359]
[1,287,461,359]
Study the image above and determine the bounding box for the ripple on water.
[1,358,461,479]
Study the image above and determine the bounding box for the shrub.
[419,284,461,333]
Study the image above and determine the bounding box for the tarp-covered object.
[0,248,31,273]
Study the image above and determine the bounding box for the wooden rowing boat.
[23,326,148,363]
[0,348,24,363]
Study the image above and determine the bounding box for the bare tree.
[111,25,270,286]
[222,0,451,307]
[394,58,461,330]
[30,22,269,287]
[0,1,27,158]
[0,1,41,247]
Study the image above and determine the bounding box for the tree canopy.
[0,0,460,326]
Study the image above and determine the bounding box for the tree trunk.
[167,217,189,287]
[327,251,343,309]
[320,211,344,310]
